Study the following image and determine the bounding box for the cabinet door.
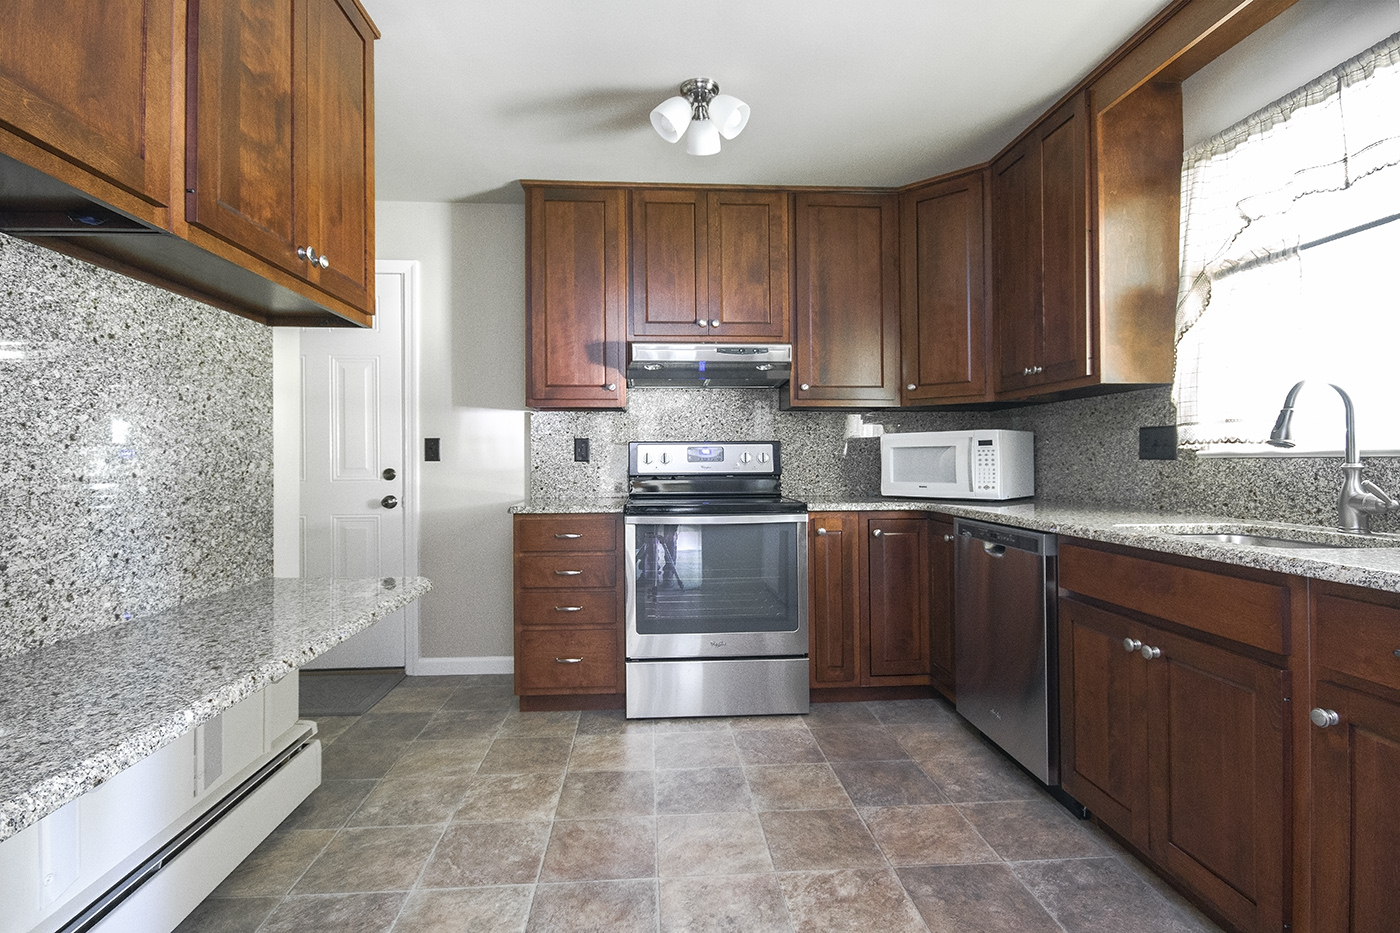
[991,134,1041,393]
[0,0,173,217]
[809,512,859,688]
[298,0,375,311]
[1310,679,1400,933]
[900,171,989,403]
[706,189,790,340]
[629,188,708,338]
[1058,598,1148,845]
[188,0,302,276]
[1035,93,1091,387]
[1145,625,1288,933]
[928,518,956,699]
[863,515,930,682]
[791,191,900,406]
[525,186,627,408]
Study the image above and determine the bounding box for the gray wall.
[0,234,273,658]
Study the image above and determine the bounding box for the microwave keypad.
[973,447,998,491]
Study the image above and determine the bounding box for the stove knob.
[757,452,771,464]
[643,452,652,464]
[660,452,671,464]
[739,453,753,464]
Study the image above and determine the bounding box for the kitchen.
[2,0,1399,931]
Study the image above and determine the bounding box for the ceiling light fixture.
[650,78,749,156]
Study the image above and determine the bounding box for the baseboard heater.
[53,730,318,933]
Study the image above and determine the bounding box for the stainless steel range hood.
[627,343,792,388]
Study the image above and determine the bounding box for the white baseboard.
[408,655,514,676]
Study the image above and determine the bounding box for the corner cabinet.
[524,185,628,409]
[788,191,901,407]
[628,188,789,342]
[900,170,991,405]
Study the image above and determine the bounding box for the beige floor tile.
[861,805,999,866]
[320,739,411,780]
[394,886,534,933]
[899,863,1063,933]
[745,764,851,811]
[778,868,927,933]
[418,709,510,742]
[454,771,566,822]
[866,698,959,725]
[1013,857,1219,933]
[173,896,278,933]
[259,892,406,933]
[657,812,772,877]
[212,829,336,897]
[803,703,881,727]
[831,760,949,807]
[386,737,494,779]
[478,736,573,774]
[526,880,658,933]
[886,720,991,760]
[809,725,909,762]
[278,780,376,830]
[539,817,657,882]
[654,767,752,814]
[568,733,655,771]
[345,772,470,827]
[653,731,741,769]
[733,729,825,766]
[576,710,654,735]
[959,798,1106,861]
[918,754,1042,803]
[309,716,358,745]
[660,875,794,933]
[555,769,655,818]
[501,709,581,737]
[419,821,551,887]
[368,687,456,713]
[759,809,884,871]
[335,712,434,744]
[292,825,443,894]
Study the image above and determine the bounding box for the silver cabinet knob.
[1393,648,1399,659]
[317,254,330,269]
[800,383,810,391]
[1310,708,1341,728]
[1123,638,1143,653]
[1022,367,1032,376]
[943,534,955,542]
[816,527,828,536]
[697,319,710,327]
[380,495,398,509]
[1140,644,1162,660]
[906,383,917,391]
[605,382,617,391]
[873,528,883,537]
[298,246,312,261]
[710,319,720,328]
[555,657,583,664]
[1033,365,1043,374]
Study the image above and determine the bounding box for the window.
[1173,31,1400,455]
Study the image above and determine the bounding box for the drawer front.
[516,589,619,626]
[515,514,619,553]
[516,552,618,589]
[517,628,620,693]
[1059,543,1289,654]
[1315,592,1400,692]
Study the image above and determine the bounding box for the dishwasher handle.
[983,542,1006,557]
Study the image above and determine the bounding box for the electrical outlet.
[1139,425,1178,460]
[424,437,441,462]
[574,437,590,462]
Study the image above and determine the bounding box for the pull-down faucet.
[1266,381,1398,533]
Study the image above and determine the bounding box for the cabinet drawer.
[516,552,618,589]
[515,514,619,552]
[516,589,619,626]
[1059,543,1289,654]
[517,628,620,693]
[1315,592,1400,692]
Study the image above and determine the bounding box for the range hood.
[627,343,792,388]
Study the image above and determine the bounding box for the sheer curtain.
[1173,31,1400,451]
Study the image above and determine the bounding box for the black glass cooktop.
[623,495,808,516]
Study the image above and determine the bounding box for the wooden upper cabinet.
[992,92,1091,396]
[900,170,990,404]
[525,185,628,409]
[790,191,900,407]
[629,188,789,341]
[188,0,376,313]
[0,0,175,223]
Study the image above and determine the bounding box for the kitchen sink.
[1113,523,1400,549]
[1172,532,1355,549]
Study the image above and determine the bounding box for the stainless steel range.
[624,441,810,719]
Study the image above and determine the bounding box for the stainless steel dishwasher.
[954,518,1059,784]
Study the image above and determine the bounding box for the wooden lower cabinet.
[1060,546,1292,933]
[1308,584,1400,933]
[928,517,956,699]
[513,514,624,707]
[809,511,934,692]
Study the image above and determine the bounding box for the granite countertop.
[511,494,1400,593]
[0,575,432,843]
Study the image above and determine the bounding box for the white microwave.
[880,430,1034,500]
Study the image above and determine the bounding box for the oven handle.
[623,513,808,526]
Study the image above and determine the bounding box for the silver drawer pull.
[816,528,828,536]
[872,529,882,537]
[555,657,583,664]
[554,533,583,539]
[1140,645,1162,660]
[554,570,583,576]
[943,534,955,542]
[555,606,583,612]
[1123,638,1143,653]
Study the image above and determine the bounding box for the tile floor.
[177,675,1224,933]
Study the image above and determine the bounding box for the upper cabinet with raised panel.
[789,191,900,407]
[629,188,789,341]
[0,0,378,327]
[900,169,991,405]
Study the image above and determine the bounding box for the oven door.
[624,513,809,660]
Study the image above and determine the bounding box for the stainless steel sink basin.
[1112,522,1400,549]
[1173,533,1351,549]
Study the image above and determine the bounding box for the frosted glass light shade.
[685,118,721,155]
[708,94,750,139]
[650,95,692,143]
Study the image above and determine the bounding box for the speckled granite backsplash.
[0,234,273,657]
[529,386,1400,534]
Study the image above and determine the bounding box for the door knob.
[382,468,397,481]
[1123,638,1143,653]
[1310,708,1340,728]
[380,495,399,509]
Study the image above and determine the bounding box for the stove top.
[625,440,805,516]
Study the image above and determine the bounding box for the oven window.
[632,522,800,635]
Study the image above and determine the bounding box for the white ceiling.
[366,0,1171,204]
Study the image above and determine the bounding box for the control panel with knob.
[628,441,782,476]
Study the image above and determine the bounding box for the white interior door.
[300,268,412,668]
